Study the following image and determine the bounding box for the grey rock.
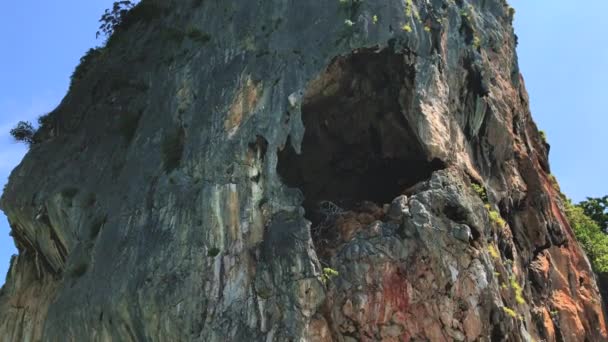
[0,0,604,341]
[387,195,409,222]
[452,224,473,243]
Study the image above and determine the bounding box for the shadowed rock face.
[0,0,605,341]
[277,50,445,217]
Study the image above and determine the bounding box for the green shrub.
[578,196,608,231]
[472,183,488,203]
[472,36,481,49]
[485,204,506,227]
[321,267,339,284]
[10,121,36,146]
[99,1,164,45]
[566,201,608,273]
[508,6,516,20]
[503,306,517,318]
[97,1,136,39]
[208,247,220,257]
[539,130,547,144]
[510,277,526,305]
[488,244,500,259]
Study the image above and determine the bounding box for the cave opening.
[277,49,444,228]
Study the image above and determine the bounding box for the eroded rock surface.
[0,0,605,341]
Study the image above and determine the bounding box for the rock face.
[1,0,606,341]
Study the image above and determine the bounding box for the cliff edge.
[0,0,605,341]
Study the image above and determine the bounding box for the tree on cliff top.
[97,1,136,40]
[579,196,608,232]
[566,199,608,273]
[9,121,36,146]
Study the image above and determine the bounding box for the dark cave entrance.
[277,49,444,227]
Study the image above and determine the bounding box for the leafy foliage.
[510,277,526,305]
[539,130,547,144]
[97,1,136,40]
[566,200,608,273]
[471,183,488,203]
[487,244,500,259]
[578,196,608,232]
[321,267,339,285]
[10,121,36,146]
[503,306,517,318]
[485,204,506,227]
[97,1,163,45]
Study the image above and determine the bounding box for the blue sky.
[0,1,606,283]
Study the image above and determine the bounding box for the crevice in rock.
[277,49,443,252]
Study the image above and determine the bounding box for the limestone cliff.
[1,0,605,341]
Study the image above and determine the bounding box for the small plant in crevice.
[161,127,185,173]
[503,306,517,318]
[459,3,478,46]
[488,244,500,259]
[471,183,488,203]
[321,267,339,285]
[485,204,506,227]
[402,0,423,33]
[510,276,526,305]
[472,35,481,50]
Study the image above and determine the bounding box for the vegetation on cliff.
[566,196,608,273]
